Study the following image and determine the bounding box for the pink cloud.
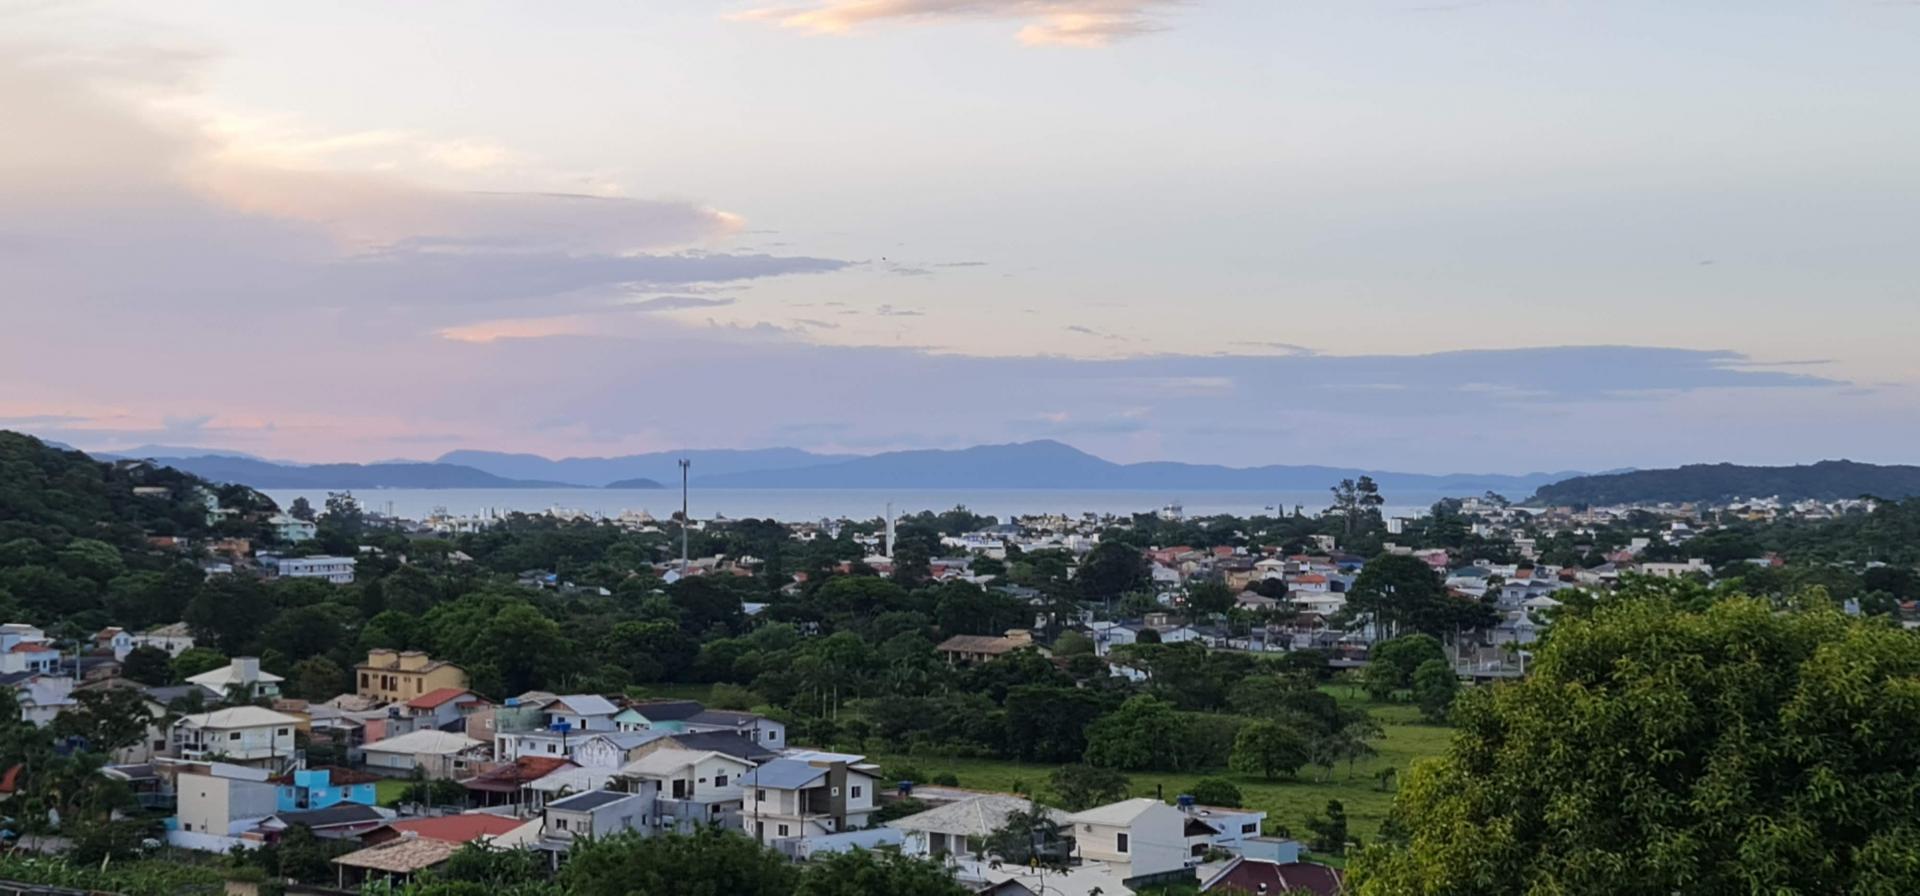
[731,0,1179,47]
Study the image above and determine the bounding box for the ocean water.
[262,487,1444,524]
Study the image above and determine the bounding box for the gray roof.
[547,789,640,811]
[590,731,667,750]
[270,803,390,829]
[669,731,777,762]
[626,700,705,722]
[687,709,764,728]
[888,794,1066,837]
[740,759,827,790]
[550,694,619,717]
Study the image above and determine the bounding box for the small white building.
[171,706,301,767]
[540,790,651,849]
[618,748,753,832]
[1064,798,1190,879]
[263,554,356,584]
[360,729,488,779]
[187,657,283,701]
[132,622,197,658]
[268,514,318,543]
[173,761,278,846]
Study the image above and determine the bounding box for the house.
[268,514,318,542]
[131,622,197,657]
[634,730,780,766]
[256,803,395,841]
[356,649,470,703]
[570,731,667,770]
[1064,798,1190,879]
[171,706,301,767]
[1,642,60,676]
[171,761,278,847]
[739,758,877,845]
[260,554,357,584]
[684,709,785,747]
[399,687,486,731]
[617,748,753,832]
[361,813,526,847]
[273,766,381,812]
[332,837,462,889]
[542,694,620,733]
[613,699,707,732]
[360,729,487,779]
[539,789,650,850]
[1197,856,1343,895]
[14,675,75,725]
[73,679,171,762]
[187,657,283,701]
[890,793,1067,858]
[1174,799,1267,854]
[93,627,134,660]
[936,630,1036,665]
[462,755,578,810]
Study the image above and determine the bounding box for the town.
[2,431,1915,895]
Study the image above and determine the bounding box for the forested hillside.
[1530,459,1920,506]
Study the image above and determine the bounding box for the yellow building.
[355,649,470,702]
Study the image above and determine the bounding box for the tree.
[290,656,348,700]
[288,496,316,521]
[119,645,172,685]
[793,848,968,896]
[1230,719,1310,780]
[1084,695,1185,771]
[1328,476,1386,538]
[1184,581,1234,620]
[1350,594,1920,895]
[1005,686,1106,763]
[1189,777,1244,808]
[1364,634,1447,699]
[558,829,798,896]
[1347,554,1490,639]
[1411,659,1458,723]
[50,688,156,754]
[1077,540,1148,600]
[1047,764,1131,811]
[171,646,228,682]
[1305,800,1350,855]
[983,804,1070,869]
[1052,630,1094,656]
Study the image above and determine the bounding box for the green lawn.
[374,779,411,806]
[868,702,1452,845]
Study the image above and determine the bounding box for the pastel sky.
[3,0,1917,472]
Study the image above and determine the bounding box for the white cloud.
[731,0,1179,47]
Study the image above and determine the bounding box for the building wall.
[177,773,276,837]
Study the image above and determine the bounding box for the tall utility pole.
[679,459,691,575]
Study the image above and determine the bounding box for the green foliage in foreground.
[0,854,226,896]
[1351,591,1920,895]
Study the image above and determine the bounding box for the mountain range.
[110,439,1579,495]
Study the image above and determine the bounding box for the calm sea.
[261,488,1442,524]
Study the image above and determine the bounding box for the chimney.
[235,656,260,681]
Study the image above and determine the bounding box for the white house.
[172,761,278,847]
[268,514,318,542]
[739,758,877,845]
[360,729,487,779]
[544,694,619,733]
[131,622,197,657]
[187,657,283,701]
[262,555,356,584]
[540,790,651,850]
[93,627,135,660]
[618,748,753,833]
[890,793,1067,859]
[171,706,300,767]
[570,731,666,770]
[1064,798,1190,879]
[2,642,61,676]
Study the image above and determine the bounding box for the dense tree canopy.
[1352,588,1920,895]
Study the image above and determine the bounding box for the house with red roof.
[1198,856,1343,894]
[462,755,578,810]
[361,813,526,847]
[399,688,489,731]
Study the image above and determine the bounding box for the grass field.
[374,779,411,806]
[869,700,1452,845]
[624,682,1453,843]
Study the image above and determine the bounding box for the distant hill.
[604,477,665,490]
[1530,460,1920,506]
[120,454,574,490]
[692,440,1579,494]
[437,447,855,488]
[0,431,269,544]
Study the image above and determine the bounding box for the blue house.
[275,766,380,812]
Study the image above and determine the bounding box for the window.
[229,732,242,740]
[777,824,789,837]
[277,728,290,736]
[757,789,766,801]
[1116,833,1129,854]
[851,785,862,798]
[555,819,569,831]
[715,774,728,787]
[1242,823,1258,834]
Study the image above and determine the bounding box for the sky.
[2,0,1917,472]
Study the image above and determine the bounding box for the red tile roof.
[382,814,525,843]
[1201,858,1343,895]
[464,756,576,791]
[9,643,55,654]
[406,688,476,710]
